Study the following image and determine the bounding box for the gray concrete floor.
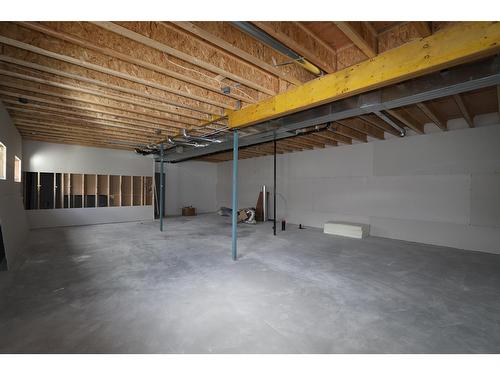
[1,214,500,353]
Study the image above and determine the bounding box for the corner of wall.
[0,101,29,270]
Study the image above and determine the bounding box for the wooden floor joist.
[0,34,238,112]
[453,93,474,127]
[92,22,277,96]
[171,21,305,86]
[0,55,224,118]
[331,122,368,142]
[386,109,425,134]
[416,102,447,131]
[0,21,497,156]
[0,89,193,131]
[17,21,259,104]
[227,22,500,129]
[0,51,223,115]
[0,79,206,128]
[339,118,385,140]
[334,22,377,58]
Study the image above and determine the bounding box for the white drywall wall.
[157,161,218,216]
[27,206,154,228]
[23,140,154,176]
[0,101,29,268]
[217,114,500,254]
[22,140,155,228]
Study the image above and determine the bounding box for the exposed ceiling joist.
[334,21,377,58]
[414,22,433,38]
[251,21,336,73]
[309,132,338,146]
[416,102,447,131]
[0,34,236,111]
[331,122,368,142]
[339,118,385,140]
[386,109,424,134]
[0,82,196,128]
[92,21,276,96]
[226,22,500,129]
[171,21,303,87]
[15,117,161,139]
[0,55,222,121]
[17,21,257,104]
[453,93,474,127]
[0,79,202,129]
[16,122,157,145]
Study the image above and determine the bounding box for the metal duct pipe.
[167,137,208,148]
[373,111,406,137]
[181,129,223,144]
[231,22,322,76]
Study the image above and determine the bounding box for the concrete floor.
[1,214,500,353]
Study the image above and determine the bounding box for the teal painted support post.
[231,130,239,261]
[159,143,164,232]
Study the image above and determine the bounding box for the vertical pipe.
[262,185,268,221]
[159,143,164,232]
[231,130,239,261]
[273,139,277,236]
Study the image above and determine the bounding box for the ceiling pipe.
[181,128,223,144]
[231,22,323,76]
[373,111,406,137]
[167,137,208,148]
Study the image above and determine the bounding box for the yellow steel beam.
[226,21,500,129]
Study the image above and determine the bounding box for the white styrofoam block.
[323,221,369,239]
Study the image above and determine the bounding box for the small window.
[0,142,6,180]
[14,156,21,183]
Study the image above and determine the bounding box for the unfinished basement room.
[1,7,500,365]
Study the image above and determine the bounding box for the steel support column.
[231,130,239,261]
[273,139,277,236]
[159,143,164,232]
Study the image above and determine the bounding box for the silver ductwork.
[167,137,208,148]
[181,129,223,144]
[373,111,406,137]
